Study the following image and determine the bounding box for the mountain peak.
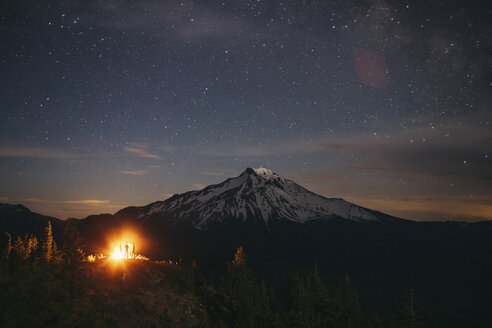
[0,203,30,213]
[244,167,277,180]
[253,167,274,178]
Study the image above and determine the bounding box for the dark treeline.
[1,221,102,327]
[0,224,484,328]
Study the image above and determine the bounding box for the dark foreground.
[0,225,486,328]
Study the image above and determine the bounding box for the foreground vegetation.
[0,223,484,327]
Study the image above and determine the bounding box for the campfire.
[87,229,149,262]
[111,242,136,259]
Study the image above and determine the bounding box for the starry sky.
[1,0,491,221]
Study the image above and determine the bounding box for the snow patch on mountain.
[253,167,276,179]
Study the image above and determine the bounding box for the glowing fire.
[87,253,105,262]
[111,242,136,260]
[86,228,149,262]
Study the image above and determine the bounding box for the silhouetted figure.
[124,243,129,258]
[132,243,136,258]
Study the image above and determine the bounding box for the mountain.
[0,203,65,240]
[117,167,402,230]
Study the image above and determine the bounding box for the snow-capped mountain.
[117,167,401,230]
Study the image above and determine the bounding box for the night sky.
[1,1,491,221]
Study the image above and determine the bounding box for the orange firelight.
[89,226,150,261]
[111,242,136,260]
[86,227,149,263]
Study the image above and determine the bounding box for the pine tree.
[218,246,275,327]
[341,273,364,328]
[232,246,247,266]
[43,221,57,262]
[61,221,85,300]
[286,270,316,327]
[13,235,26,262]
[61,221,84,264]
[24,234,38,261]
[3,232,12,261]
[400,288,426,328]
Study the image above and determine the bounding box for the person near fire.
[124,243,129,258]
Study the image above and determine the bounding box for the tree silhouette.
[218,247,276,327]
[3,232,12,261]
[400,288,426,328]
[61,221,85,300]
[42,221,57,262]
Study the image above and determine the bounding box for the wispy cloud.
[288,173,351,180]
[202,171,224,176]
[0,197,128,219]
[201,121,491,180]
[199,142,306,158]
[349,195,492,222]
[124,143,161,159]
[120,170,147,176]
[161,193,174,200]
[158,145,176,153]
[85,0,251,41]
[23,198,111,205]
[190,184,206,190]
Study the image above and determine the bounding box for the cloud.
[288,173,351,180]
[161,193,174,200]
[324,126,492,181]
[199,120,491,181]
[85,0,248,41]
[120,170,147,176]
[200,140,312,158]
[23,198,111,205]
[2,197,128,219]
[202,171,224,176]
[124,143,161,159]
[190,184,206,190]
[349,195,492,222]
[200,145,271,158]
[0,145,84,159]
[345,165,422,175]
[158,145,176,153]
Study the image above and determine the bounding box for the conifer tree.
[400,288,426,328]
[43,221,57,262]
[218,246,275,327]
[61,221,84,263]
[3,232,12,261]
[13,235,26,262]
[61,221,85,300]
[24,233,38,261]
[286,270,317,327]
[232,246,247,266]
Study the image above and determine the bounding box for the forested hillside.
[0,223,484,327]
